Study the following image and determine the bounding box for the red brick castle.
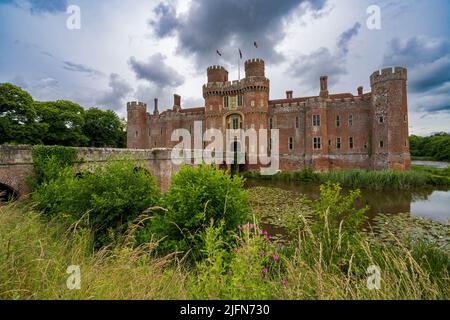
[127,58,411,171]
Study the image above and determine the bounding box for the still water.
[246,180,450,224]
[412,160,450,169]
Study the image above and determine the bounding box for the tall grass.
[0,204,188,300]
[1,203,448,300]
[244,167,450,190]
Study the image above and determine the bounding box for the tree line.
[410,133,450,162]
[0,83,126,148]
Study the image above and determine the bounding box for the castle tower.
[370,67,411,170]
[245,58,265,78]
[207,65,228,83]
[243,58,269,112]
[127,101,148,149]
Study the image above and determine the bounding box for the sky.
[0,0,449,136]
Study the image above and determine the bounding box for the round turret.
[207,65,228,83]
[245,58,265,78]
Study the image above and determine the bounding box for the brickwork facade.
[127,59,411,171]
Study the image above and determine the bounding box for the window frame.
[224,96,229,108]
[312,115,321,127]
[288,137,294,151]
[313,137,322,150]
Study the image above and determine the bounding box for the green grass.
[1,202,448,300]
[243,166,450,190]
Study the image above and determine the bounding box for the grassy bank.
[2,154,448,300]
[243,166,450,190]
[1,200,448,300]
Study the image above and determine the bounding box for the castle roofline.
[155,106,205,117]
[269,93,356,105]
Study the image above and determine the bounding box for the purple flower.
[237,224,241,230]
[273,255,278,261]
[249,224,254,229]
[281,280,287,286]
[259,250,265,257]
[261,267,267,274]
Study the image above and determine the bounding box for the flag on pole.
[216,49,222,56]
[239,48,243,59]
[254,41,259,48]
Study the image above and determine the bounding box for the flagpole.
[238,54,241,81]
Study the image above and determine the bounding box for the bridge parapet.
[0,146,180,198]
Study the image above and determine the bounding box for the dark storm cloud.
[128,54,185,88]
[383,36,450,114]
[150,2,179,37]
[150,0,327,67]
[289,22,361,91]
[96,73,133,111]
[2,0,68,13]
[383,36,450,93]
[337,22,361,54]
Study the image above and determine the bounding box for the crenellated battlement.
[245,58,264,65]
[245,58,265,78]
[207,65,228,83]
[202,76,269,97]
[127,101,147,110]
[370,67,407,86]
[207,65,227,71]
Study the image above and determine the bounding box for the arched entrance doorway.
[224,113,246,173]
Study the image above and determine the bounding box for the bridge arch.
[0,182,18,202]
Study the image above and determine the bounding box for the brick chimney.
[320,76,329,98]
[153,98,159,116]
[173,94,181,112]
[286,90,293,99]
[358,86,363,96]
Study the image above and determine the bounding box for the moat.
[246,161,450,223]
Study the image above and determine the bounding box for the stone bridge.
[0,146,181,200]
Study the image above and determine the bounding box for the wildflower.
[273,255,278,261]
[237,224,241,230]
[261,267,267,274]
[259,250,265,257]
[249,224,254,229]
[281,280,287,286]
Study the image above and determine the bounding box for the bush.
[140,165,249,260]
[32,159,160,246]
[30,145,78,188]
[190,221,283,300]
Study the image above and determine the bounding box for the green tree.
[83,108,126,148]
[409,133,450,161]
[34,100,88,146]
[0,83,45,145]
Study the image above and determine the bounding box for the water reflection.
[412,161,450,169]
[246,179,450,223]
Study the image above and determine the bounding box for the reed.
[243,167,450,190]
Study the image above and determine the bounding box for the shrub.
[140,165,249,260]
[190,221,282,300]
[32,159,160,246]
[29,145,78,188]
